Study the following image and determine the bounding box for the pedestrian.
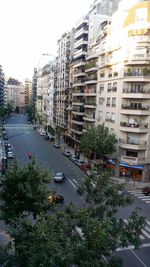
[28,152,32,159]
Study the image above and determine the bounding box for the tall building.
[55,32,71,131]
[96,0,150,181]
[24,79,32,109]
[0,65,5,107]
[6,78,24,113]
[89,0,120,16]
[69,16,89,154]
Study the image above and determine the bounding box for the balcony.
[74,38,88,49]
[75,28,88,39]
[73,59,86,68]
[121,155,146,164]
[120,121,149,133]
[124,69,150,82]
[84,75,97,85]
[122,88,150,99]
[84,101,96,109]
[121,104,150,115]
[73,78,85,87]
[84,87,96,95]
[71,128,83,135]
[72,117,84,125]
[73,69,86,78]
[85,61,97,72]
[119,138,147,146]
[74,49,87,59]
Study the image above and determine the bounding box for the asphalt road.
[1,113,150,266]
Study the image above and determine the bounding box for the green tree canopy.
[0,160,52,223]
[80,124,117,161]
[0,166,146,267]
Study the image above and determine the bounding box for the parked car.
[74,159,85,167]
[53,143,60,148]
[80,163,91,172]
[69,155,78,162]
[48,194,64,204]
[7,151,14,159]
[53,172,65,182]
[62,150,71,157]
[142,186,150,196]
[44,135,49,140]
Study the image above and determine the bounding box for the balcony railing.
[121,104,150,110]
[84,88,96,94]
[84,101,96,106]
[119,138,147,146]
[120,121,148,128]
[123,88,150,94]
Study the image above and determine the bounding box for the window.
[98,111,103,118]
[106,97,110,106]
[99,84,104,93]
[99,97,104,105]
[112,97,116,107]
[113,82,117,91]
[107,83,111,92]
[106,112,110,119]
[111,113,115,122]
[100,71,105,77]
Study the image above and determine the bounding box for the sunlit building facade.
[96,0,150,181]
[6,78,24,113]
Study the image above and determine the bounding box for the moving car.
[48,194,64,204]
[54,172,65,182]
[142,186,150,196]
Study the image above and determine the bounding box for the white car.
[7,151,14,159]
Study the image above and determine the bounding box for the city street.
[1,113,150,267]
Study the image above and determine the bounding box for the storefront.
[107,159,144,181]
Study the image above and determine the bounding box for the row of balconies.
[123,88,150,94]
[119,138,147,146]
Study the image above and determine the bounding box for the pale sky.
[0,0,92,82]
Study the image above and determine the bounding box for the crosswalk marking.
[128,189,150,205]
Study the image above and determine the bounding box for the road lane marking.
[130,249,148,267]
[68,179,76,189]
[141,229,150,239]
[116,242,150,252]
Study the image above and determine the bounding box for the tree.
[0,166,146,266]
[75,169,146,266]
[0,160,52,223]
[80,124,117,162]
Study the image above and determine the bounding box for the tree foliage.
[0,160,52,223]
[80,124,117,160]
[0,165,146,267]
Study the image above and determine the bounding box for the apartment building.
[36,62,56,133]
[24,79,32,110]
[0,65,5,107]
[96,0,150,181]
[6,78,24,113]
[89,0,120,16]
[70,16,89,154]
[55,32,71,131]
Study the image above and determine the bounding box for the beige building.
[6,78,25,113]
[24,79,32,109]
[96,0,150,181]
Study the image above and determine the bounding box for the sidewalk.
[110,176,150,190]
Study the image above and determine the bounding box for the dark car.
[142,186,150,196]
[75,159,85,167]
[48,194,64,204]
[53,172,65,182]
[44,135,50,140]
[53,143,60,148]
[69,155,78,162]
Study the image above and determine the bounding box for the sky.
[0,0,92,82]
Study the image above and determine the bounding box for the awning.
[108,159,144,170]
